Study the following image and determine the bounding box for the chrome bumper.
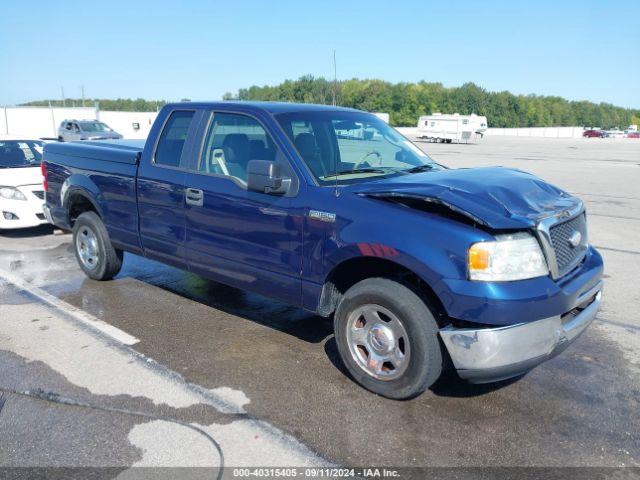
[42,204,54,224]
[439,281,603,383]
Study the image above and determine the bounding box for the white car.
[0,136,49,230]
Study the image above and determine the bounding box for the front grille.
[549,213,588,276]
[33,190,45,200]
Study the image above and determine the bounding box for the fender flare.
[61,174,106,223]
[317,243,451,317]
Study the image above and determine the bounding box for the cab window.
[154,110,195,167]
[198,113,278,183]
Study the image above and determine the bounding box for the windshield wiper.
[405,164,438,173]
[326,168,389,177]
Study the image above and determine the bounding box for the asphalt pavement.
[0,136,638,476]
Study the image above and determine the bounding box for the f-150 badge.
[309,210,336,223]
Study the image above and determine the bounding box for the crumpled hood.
[350,167,581,229]
[0,166,43,187]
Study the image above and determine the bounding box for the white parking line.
[0,268,140,346]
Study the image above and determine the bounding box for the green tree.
[22,78,639,128]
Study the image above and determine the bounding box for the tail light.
[41,162,48,191]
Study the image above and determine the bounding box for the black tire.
[334,278,443,399]
[72,211,123,280]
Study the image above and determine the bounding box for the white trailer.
[416,113,487,143]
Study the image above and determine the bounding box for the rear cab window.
[154,110,196,168]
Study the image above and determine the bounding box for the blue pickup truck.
[42,102,603,399]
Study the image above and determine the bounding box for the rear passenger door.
[183,111,303,305]
[137,110,199,267]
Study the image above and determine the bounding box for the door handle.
[185,188,204,207]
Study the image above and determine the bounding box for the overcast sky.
[1,0,638,108]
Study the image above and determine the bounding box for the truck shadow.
[116,253,334,345]
[0,224,54,239]
[76,252,520,397]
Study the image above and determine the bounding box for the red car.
[583,129,604,138]
[627,132,640,138]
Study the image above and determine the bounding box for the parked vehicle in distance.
[57,119,123,142]
[0,136,48,229]
[583,129,604,138]
[626,132,640,138]
[42,102,603,399]
[417,113,488,143]
[603,129,625,139]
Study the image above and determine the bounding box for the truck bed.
[45,140,144,165]
[43,139,143,251]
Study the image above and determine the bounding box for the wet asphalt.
[1,136,639,469]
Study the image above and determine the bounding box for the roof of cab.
[163,101,361,115]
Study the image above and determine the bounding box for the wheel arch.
[318,255,449,327]
[63,187,104,229]
[59,173,106,228]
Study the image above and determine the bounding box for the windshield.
[79,121,111,132]
[276,111,441,185]
[0,140,43,168]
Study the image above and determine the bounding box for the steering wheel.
[353,151,382,169]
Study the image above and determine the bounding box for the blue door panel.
[137,169,186,265]
[184,174,303,306]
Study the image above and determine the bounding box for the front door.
[183,111,303,305]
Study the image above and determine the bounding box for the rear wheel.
[334,278,443,399]
[73,211,123,280]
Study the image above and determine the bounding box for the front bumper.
[0,188,49,230]
[439,280,602,383]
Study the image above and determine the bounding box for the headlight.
[468,232,548,281]
[0,187,27,201]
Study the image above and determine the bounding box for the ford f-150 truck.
[42,102,603,399]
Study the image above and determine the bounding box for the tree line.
[21,79,640,128]
[20,98,167,112]
[223,76,640,128]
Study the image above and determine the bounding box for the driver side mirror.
[247,160,291,195]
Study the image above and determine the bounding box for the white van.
[417,113,488,143]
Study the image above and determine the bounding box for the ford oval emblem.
[568,231,582,248]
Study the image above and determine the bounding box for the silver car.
[57,119,123,142]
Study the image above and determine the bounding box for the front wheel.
[73,211,123,280]
[334,278,443,399]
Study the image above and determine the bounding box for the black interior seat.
[222,133,251,180]
[249,139,269,160]
[294,132,325,176]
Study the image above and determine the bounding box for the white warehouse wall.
[486,126,584,138]
[97,111,158,139]
[396,126,584,139]
[1,106,157,139]
[2,106,584,141]
[1,106,97,138]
